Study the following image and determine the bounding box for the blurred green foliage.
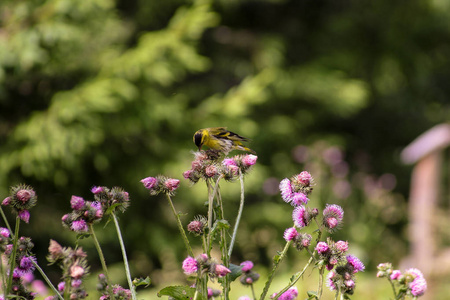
[1,0,450,298]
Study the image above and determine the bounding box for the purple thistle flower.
[165,178,180,191]
[18,256,36,275]
[91,186,104,194]
[140,177,158,190]
[227,164,240,176]
[183,170,193,179]
[344,279,355,289]
[0,227,10,238]
[71,220,88,233]
[335,240,349,253]
[242,154,258,167]
[410,277,427,297]
[346,255,365,273]
[16,189,35,203]
[182,256,198,275]
[70,196,85,210]
[283,227,299,242]
[292,205,308,228]
[240,261,254,272]
[327,270,337,291]
[279,178,293,203]
[57,281,65,292]
[323,204,344,232]
[222,158,237,167]
[2,197,11,206]
[215,264,231,277]
[297,171,312,186]
[18,210,30,223]
[72,279,82,288]
[272,287,298,300]
[315,242,329,254]
[390,270,402,280]
[406,268,427,297]
[291,192,309,206]
[205,165,218,177]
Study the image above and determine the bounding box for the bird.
[193,127,256,154]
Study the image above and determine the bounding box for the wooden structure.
[400,123,450,298]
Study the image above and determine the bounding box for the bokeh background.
[1,0,449,299]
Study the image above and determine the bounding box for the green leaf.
[157,285,197,300]
[133,276,151,287]
[307,291,318,299]
[228,263,243,282]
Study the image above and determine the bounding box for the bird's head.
[193,130,205,150]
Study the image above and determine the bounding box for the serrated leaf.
[228,263,243,282]
[273,253,281,264]
[133,276,151,287]
[157,285,197,300]
[214,219,230,230]
[307,290,318,299]
[76,233,91,240]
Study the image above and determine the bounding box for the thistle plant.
[377,263,427,299]
[0,149,429,300]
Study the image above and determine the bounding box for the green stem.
[31,258,64,300]
[259,240,292,300]
[89,225,114,299]
[272,256,314,300]
[6,217,20,296]
[206,176,223,256]
[112,213,137,300]
[165,194,193,257]
[0,206,12,236]
[89,225,110,279]
[388,278,397,298]
[317,265,325,299]
[228,170,245,257]
[251,284,257,300]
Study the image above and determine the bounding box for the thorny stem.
[165,194,193,257]
[112,213,137,300]
[228,170,245,257]
[6,217,20,296]
[272,256,315,300]
[259,240,292,300]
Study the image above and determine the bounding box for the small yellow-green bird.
[193,127,256,154]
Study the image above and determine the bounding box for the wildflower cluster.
[182,254,231,279]
[279,171,314,206]
[239,261,260,286]
[377,262,427,298]
[3,236,37,299]
[326,254,365,295]
[275,171,364,299]
[61,196,104,233]
[183,150,258,183]
[98,274,132,300]
[47,240,90,299]
[271,287,298,300]
[141,176,180,196]
[2,184,37,223]
[61,186,130,233]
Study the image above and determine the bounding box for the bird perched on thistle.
[193,127,256,154]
